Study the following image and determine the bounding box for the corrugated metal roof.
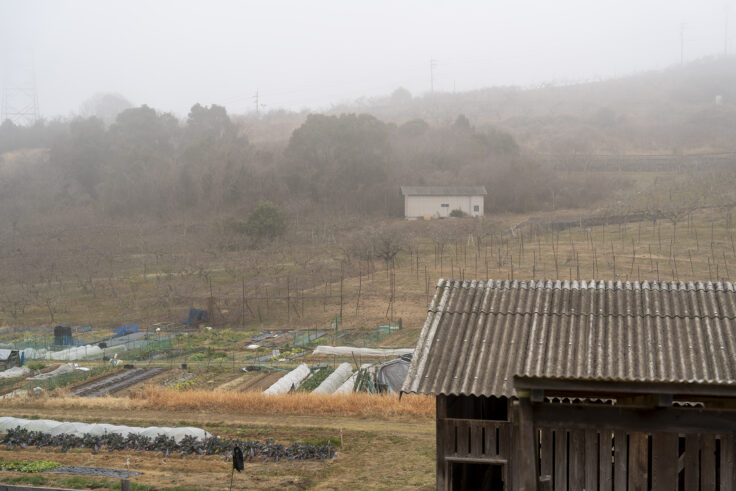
[402,279,736,398]
[400,186,488,196]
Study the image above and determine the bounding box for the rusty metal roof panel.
[402,279,736,397]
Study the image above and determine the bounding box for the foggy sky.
[1,0,734,119]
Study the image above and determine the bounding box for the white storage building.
[400,186,486,219]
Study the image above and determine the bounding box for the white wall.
[404,195,484,219]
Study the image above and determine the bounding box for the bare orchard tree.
[642,175,704,238]
[342,229,375,264]
[372,226,406,267]
[0,282,31,324]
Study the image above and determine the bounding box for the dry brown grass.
[6,387,435,419]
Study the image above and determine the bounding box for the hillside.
[332,56,736,154]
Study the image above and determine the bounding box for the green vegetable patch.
[0,459,61,473]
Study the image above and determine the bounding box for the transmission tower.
[2,60,40,126]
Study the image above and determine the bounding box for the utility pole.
[253,89,259,116]
[680,23,686,65]
[726,5,731,56]
[430,58,438,93]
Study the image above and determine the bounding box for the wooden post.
[628,432,648,491]
[436,396,447,491]
[241,278,245,329]
[518,394,538,491]
[355,264,361,316]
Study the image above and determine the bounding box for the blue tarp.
[112,323,138,338]
[183,309,208,326]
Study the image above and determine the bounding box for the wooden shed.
[402,279,736,490]
[0,349,21,371]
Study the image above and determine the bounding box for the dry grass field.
[5,389,435,419]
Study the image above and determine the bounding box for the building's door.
[440,203,450,218]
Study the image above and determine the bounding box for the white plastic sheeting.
[312,363,353,394]
[312,346,413,357]
[0,366,30,379]
[18,419,60,432]
[0,417,210,442]
[48,422,90,437]
[23,346,101,361]
[28,363,74,380]
[160,427,209,442]
[22,345,128,361]
[0,418,29,432]
[264,363,310,394]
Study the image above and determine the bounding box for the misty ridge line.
[0,56,734,228]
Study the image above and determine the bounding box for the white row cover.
[312,346,413,357]
[28,363,75,380]
[264,363,310,394]
[0,417,210,442]
[22,345,127,361]
[312,363,353,394]
[0,367,30,379]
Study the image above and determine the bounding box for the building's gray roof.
[400,186,487,196]
[402,279,736,398]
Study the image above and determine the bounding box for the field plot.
[236,371,285,392]
[0,394,435,490]
[72,368,165,397]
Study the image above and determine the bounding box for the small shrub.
[449,208,467,218]
[173,379,197,391]
[26,361,46,371]
[244,201,286,239]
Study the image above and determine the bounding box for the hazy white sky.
[1,0,733,119]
